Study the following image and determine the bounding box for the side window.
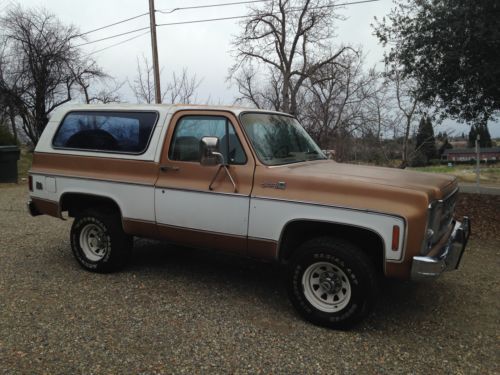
[52,111,158,154]
[169,115,247,164]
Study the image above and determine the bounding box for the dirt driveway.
[0,184,498,374]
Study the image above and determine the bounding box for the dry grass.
[411,164,500,185]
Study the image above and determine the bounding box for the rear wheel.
[70,209,132,273]
[287,237,378,329]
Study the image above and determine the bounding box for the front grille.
[436,191,457,240]
[425,190,458,252]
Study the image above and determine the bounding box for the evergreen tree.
[468,124,492,148]
[481,124,492,147]
[468,126,477,147]
[415,115,437,163]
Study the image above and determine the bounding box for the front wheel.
[287,237,378,329]
[70,209,132,273]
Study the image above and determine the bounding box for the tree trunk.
[9,108,18,143]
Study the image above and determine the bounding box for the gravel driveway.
[0,184,498,374]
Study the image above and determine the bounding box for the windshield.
[240,113,326,166]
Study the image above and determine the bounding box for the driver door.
[154,110,255,254]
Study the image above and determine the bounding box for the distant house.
[442,147,500,162]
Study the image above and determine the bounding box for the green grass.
[410,164,500,185]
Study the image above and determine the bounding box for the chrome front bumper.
[411,217,470,280]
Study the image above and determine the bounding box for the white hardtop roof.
[54,103,289,117]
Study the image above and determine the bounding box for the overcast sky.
[7,0,499,137]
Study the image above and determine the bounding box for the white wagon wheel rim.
[302,261,352,313]
[79,223,108,262]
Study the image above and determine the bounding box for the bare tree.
[233,65,283,110]
[230,0,350,115]
[164,68,202,104]
[129,55,155,104]
[387,67,421,168]
[129,56,202,104]
[86,78,125,104]
[300,50,380,157]
[0,6,106,145]
[72,60,121,104]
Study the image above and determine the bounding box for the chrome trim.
[423,187,459,254]
[156,186,248,197]
[29,171,154,187]
[251,195,408,223]
[411,217,470,280]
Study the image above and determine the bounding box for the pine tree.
[481,124,492,147]
[468,124,492,148]
[468,126,477,148]
[415,115,437,163]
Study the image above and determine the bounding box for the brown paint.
[122,218,160,239]
[247,238,279,260]
[29,107,462,281]
[156,223,247,256]
[31,198,60,218]
[124,218,278,260]
[250,161,459,278]
[157,110,256,195]
[32,152,159,186]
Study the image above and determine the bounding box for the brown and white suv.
[27,104,470,329]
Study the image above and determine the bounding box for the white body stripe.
[30,175,155,222]
[155,189,249,236]
[248,198,405,261]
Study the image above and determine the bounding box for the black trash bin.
[0,145,21,183]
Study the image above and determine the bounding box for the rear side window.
[52,111,158,154]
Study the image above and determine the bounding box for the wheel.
[70,208,132,273]
[287,237,378,329]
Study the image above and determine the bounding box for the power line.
[157,0,379,15]
[87,31,150,56]
[156,0,382,27]
[157,0,270,14]
[157,14,248,27]
[74,26,150,47]
[77,12,149,37]
[77,0,381,48]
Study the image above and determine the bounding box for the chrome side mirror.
[200,136,224,166]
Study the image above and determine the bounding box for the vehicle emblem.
[261,181,287,190]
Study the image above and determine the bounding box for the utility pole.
[148,0,161,104]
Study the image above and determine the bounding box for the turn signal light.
[391,225,400,251]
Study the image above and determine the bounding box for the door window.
[169,115,246,164]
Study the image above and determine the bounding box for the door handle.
[160,165,180,172]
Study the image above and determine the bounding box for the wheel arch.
[59,191,124,220]
[278,219,386,274]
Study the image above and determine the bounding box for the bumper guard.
[411,217,470,280]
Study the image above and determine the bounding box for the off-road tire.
[287,236,378,329]
[70,209,132,273]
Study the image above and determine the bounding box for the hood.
[281,160,457,199]
[256,160,458,208]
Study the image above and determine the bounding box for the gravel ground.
[0,184,499,374]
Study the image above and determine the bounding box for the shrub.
[0,124,17,146]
